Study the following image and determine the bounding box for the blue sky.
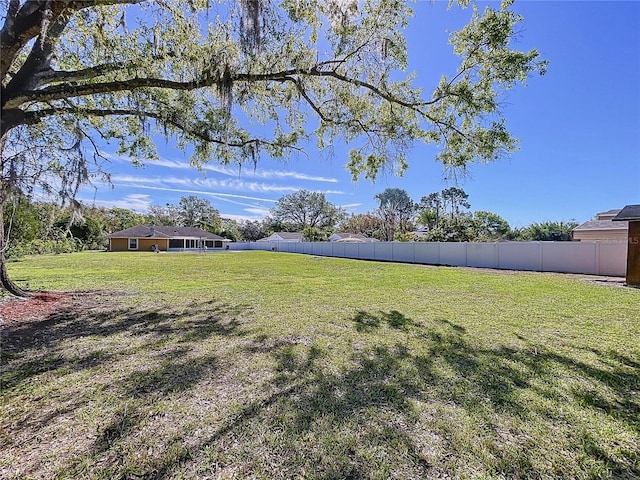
[81,1,640,228]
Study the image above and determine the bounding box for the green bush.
[6,237,78,259]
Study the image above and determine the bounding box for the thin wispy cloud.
[220,212,262,222]
[192,177,300,193]
[221,205,271,222]
[109,183,277,205]
[202,163,339,183]
[110,174,192,186]
[107,173,300,195]
[206,194,270,210]
[101,150,339,183]
[80,193,153,212]
[96,151,348,220]
[244,206,272,216]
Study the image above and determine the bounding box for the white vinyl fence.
[230,240,627,277]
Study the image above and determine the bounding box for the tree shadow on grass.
[352,309,416,332]
[149,311,639,479]
[2,303,638,479]
[1,292,250,478]
[0,292,247,398]
[91,350,220,456]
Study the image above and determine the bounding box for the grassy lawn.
[1,251,639,479]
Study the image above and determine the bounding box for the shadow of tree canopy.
[2,302,638,479]
[123,312,638,479]
[352,309,417,332]
[1,292,247,398]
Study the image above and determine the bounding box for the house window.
[214,240,222,248]
[128,238,138,250]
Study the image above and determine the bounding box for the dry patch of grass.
[1,251,639,479]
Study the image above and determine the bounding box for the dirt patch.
[579,276,628,288]
[0,291,112,338]
[0,291,118,355]
[0,292,75,326]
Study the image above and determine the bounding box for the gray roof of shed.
[612,205,640,221]
[108,225,227,239]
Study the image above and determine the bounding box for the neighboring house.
[329,232,378,243]
[594,209,623,221]
[108,225,230,252]
[412,226,430,240]
[256,232,304,243]
[573,209,628,241]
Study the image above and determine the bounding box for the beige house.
[108,226,230,252]
[573,209,628,241]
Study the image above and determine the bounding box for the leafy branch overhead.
[1,0,546,182]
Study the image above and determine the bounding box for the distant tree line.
[4,189,578,259]
[340,187,577,243]
[3,194,269,258]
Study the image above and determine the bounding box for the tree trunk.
[0,251,30,297]
[0,195,31,297]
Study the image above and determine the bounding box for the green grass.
[1,251,639,479]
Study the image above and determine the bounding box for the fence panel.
[344,243,360,259]
[358,243,376,260]
[467,243,499,269]
[542,242,597,274]
[598,242,627,276]
[332,242,347,258]
[229,242,246,250]
[414,243,440,265]
[319,242,333,256]
[374,242,394,261]
[228,240,625,277]
[439,243,467,266]
[497,242,541,271]
[393,243,415,263]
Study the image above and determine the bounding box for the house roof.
[597,208,622,216]
[257,232,303,241]
[330,232,378,242]
[277,232,303,240]
[332,232,369,240]
[108,225,227,240]
[595,209,622,221]
[573,220,628,232]
[612,205,640,222]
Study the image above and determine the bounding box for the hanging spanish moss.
[217,63,233,119]
[39,1,53,48]
[246,140,259,170]
[379,37,390,60]
[239,0,263,52]
[59,124,90,209]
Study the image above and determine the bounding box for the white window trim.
[128,238,138,250]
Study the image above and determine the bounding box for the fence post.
[539,242,543,272]
[464,242,469,267]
